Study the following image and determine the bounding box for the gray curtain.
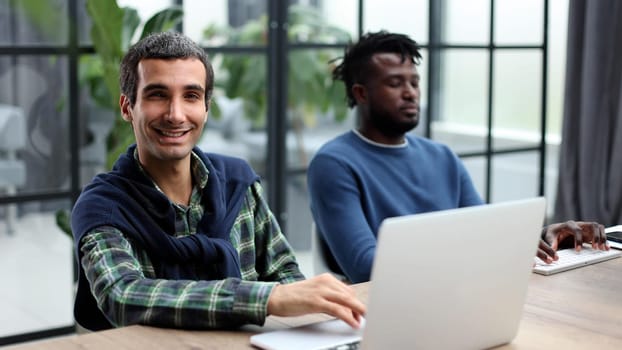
[553,0,622,225]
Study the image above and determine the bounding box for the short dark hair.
[332,30,422,108]
[119,31,214,109]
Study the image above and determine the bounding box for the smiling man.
[71,31,365,331]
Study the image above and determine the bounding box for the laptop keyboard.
[321,340,361,350]
[533,247,622,275]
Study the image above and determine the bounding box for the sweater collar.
[352,129,409,148]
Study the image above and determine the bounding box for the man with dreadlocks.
[307,31,608,283]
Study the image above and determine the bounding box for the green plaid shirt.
[79,151,304,329]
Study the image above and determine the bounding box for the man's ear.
[352,83,368,105]
[119,95,132,122]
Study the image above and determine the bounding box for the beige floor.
[0,213,313,340]
[0,212,74,338]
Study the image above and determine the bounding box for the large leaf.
[86,0,124,62]
[121,7,141,51]
[106,123,135,169]
[86,0,129,110]
[141,6,184,39]
[79,55,110,108]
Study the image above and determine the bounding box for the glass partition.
[364,0,428,42]
[0,0,68,46]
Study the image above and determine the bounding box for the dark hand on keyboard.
[542,221,608,251]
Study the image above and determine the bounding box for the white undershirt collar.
[352,129,408,148]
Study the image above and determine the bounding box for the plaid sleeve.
[79,227,277,329]
[244,182,306,284]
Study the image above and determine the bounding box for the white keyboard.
[533,247,622,275]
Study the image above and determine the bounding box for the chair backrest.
[0,104,26,152]
[310,222,347,281]
[0,105,27,188]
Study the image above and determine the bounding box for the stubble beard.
[368,104,419,139]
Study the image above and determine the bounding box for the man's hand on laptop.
[267,273,366,329]
[542,220,609,255]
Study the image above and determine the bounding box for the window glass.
[544,0,569,202]
[462,153,549,207]
[0,199,73,337]
[410,48,429,137]
[284,46,355,247]
[286,172,313,250]
[317,0,358,42]
[494,0,543,45]
[0,0,68,46]
[193,0,268,47]
[0,55,70,194]
[0,2,9,44]
[490,152,541,203]
[461,156,487,202]
[286,48,350,169]
[492,50,542,149]
[546,0,569,139]
[443,0,489,44]
[77,0,91,45]
[418,48,429,106]
[363,0,428,43]
[118,0,174,21]
[198,52,267,175]
[77,87,116,185]
[288,3,352,44]
[81,0,180,45]
[433,49,489,153]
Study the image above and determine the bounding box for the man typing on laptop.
[307,30,609,284]
[71,32,365,331]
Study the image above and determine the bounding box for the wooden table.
[498,257,622,349]
[7,258,622,350]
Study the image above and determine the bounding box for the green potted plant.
[202,4,351,167]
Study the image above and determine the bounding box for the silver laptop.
[251,197,546,350]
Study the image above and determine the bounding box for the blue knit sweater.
[307,131,483,282]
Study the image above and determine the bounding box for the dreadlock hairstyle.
[332,30,422,108]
